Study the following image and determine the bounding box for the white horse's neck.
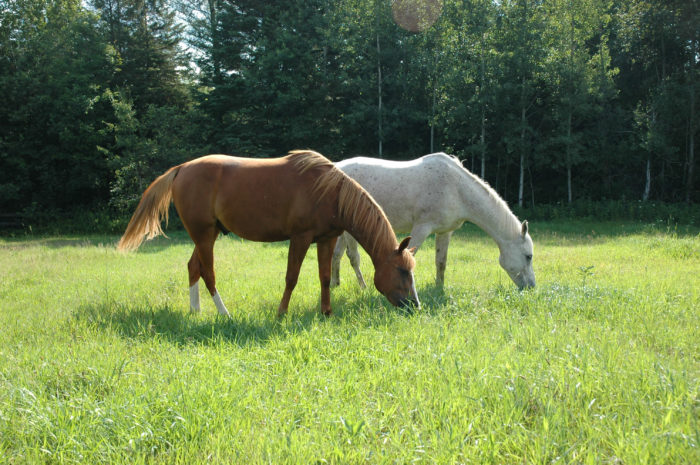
[453,165,521,246]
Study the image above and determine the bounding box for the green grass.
[1,221,699,464]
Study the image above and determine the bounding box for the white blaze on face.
[410,271,421,309]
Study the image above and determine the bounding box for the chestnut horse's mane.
[290,150,396,255]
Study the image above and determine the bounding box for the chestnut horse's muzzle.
[398,272,421,310]
[398,296,421,311]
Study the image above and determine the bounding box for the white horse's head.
[498,220,535,289]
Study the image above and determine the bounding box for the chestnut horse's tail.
[117,165,182,252]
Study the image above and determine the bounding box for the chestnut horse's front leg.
[316,236,339,316]
[277,233,313,317]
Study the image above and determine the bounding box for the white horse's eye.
[526,255,533,262]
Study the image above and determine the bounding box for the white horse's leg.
[330,233,347,288]
[403,224,433,286]
[407,224,433,252]
[345,235,367,289]
[435,231,453,286]
[189,282,201,313]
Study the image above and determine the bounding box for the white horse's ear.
[521,220,529,237]
[398,236,411,253]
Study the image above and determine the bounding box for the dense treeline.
[0,0,698,226]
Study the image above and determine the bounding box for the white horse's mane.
[434,152,522,239]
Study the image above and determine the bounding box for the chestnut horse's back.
[171,153,338,243]
[118,152,337,252]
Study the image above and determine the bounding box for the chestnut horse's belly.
[220,221,290,243]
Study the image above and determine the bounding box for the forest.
[0,0,698,228]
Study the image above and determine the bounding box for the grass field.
[1,221,699,464]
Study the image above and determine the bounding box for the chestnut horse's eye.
[397,267,410,278]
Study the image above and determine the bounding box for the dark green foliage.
[514,200,700,226]
[0,0,116,213]
[0,0,697,231]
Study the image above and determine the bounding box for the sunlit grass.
[1,221,698,463]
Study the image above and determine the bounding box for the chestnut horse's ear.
[398,236,412,253]
[521,220,529,237]
[408,246,417,256]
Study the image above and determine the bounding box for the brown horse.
[117,150,420,317]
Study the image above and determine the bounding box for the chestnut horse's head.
[374,237,420,310]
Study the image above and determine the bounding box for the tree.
[89,0,199,212]
[0,0,117,213]
[197,0,344,156]
[543,0,615,204]
[494,0,546,206]
[615,0,695,202]
[437,0,499,179]
[90,0,189,112]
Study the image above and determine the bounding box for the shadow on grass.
[76,301,322,347]
[0,231,192,250]
[74,286,439,348]
[0,230,296,254]
[0,236,119,249]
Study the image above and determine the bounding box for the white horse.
[330,153,536,289]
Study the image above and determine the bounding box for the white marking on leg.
[212,291,231,317]
[189,283,200,313]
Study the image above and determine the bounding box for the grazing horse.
[118,150,420,317]
[331,153,535,289]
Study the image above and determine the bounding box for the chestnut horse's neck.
[294,151,398,263]
[335,179,398,265]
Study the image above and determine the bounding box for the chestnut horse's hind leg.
[193,231,231,318]
[188,249,202,312]
[317,236,339,316]
[277,233,313,317]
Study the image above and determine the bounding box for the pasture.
[1,221,698,464]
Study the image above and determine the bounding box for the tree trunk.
[209,0,220,81]
[376,33,383,158]
[430,80,436,153]
[566,111,572,204]
[529,163,536,207]
[479,31,487,179]
[688,88,695,203]
[687,38,696,203]
[480,107,486,179]
[566,6,574,205]
[643,156,651,201]
[518,71,527,207]
[518,105,526,207]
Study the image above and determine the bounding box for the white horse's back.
[337,153,466,234]
[332,153,535,289]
